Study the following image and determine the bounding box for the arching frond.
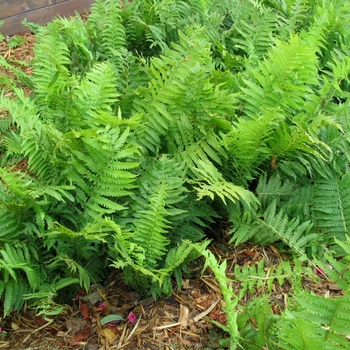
[230,200,317,255]
[191,160,257,208]
[131,156,187,267]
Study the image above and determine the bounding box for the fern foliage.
[312,172,350,241]
[0,244,41,316]
[286,291,350,349]
[233,258,304,298]
[1,1,350,338]
[70,126,139,219]
[230,196,317,255]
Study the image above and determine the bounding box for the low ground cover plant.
[1,0,350,348]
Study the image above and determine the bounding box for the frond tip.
[191,160,258,207]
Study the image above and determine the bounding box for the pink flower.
[98,302,107,309]
[128,312,136,323]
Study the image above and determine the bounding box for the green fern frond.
[134,27,211,141]
[0,243,41,289]
[294,291,350,349]
[0,89,63,180]
[256,173,315,220]
[72,62,119,123]
[145,239,210,297]
[0,56,34,88]
[174,128,227,169]
[31,28,72,107]
[0,93,59,180]
[234,259,267,298]
[277,0,310,29]
[0,131,23,162]
[133,183,174,267]
[45,220,109,246]
[22,137,56,180]
[40,16,94,76]
[222,108,285,183]
[0,168,38,241]
[0,212,23,240]
[44,218,120,287]
[29,184,75,203]
[167,193,218,245]
[241,33,318,118]
[116,52,149,117]
[0,241,41,317]
[70,126,139,219]
[276,315,340,350]
[201,247,240,349]
[0,113,13,134]
[233,258,302,298]
[111,156,190,291]
[232,4,277,60]
[268,123,330,169]
[122,0,168,56]
[256,173,297,208]
[230,200,317,254]
[48,255,91,292]
[23,277,79,302]
[88,0,126,63]
[299,4,328,53]
[135,156,186,209]
[192,160,258,207]
[278,151,335,180]
[2,279,30,317]
[326,47,350,96]
[23,277,80,319]
[134,25,236,158]
[312,171,350,241]
[0,166,32,200]
[315,236,350,290]
[40,226,109,293]
[163,239,208,271]
[237,295,279,349]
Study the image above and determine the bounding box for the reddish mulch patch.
[0,29,337,350]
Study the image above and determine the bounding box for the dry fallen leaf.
[69,322,91,346]
[79,300,92,320]
[100,328,118,343]
[11,322,19,331]
[178,304,189,325]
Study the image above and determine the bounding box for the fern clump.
[0,5,350,350]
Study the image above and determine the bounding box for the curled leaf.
[100,314,124,326]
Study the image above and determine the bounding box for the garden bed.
[0,2,348,350]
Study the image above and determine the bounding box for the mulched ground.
[0,238,331,350]
[0,29,336,350]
